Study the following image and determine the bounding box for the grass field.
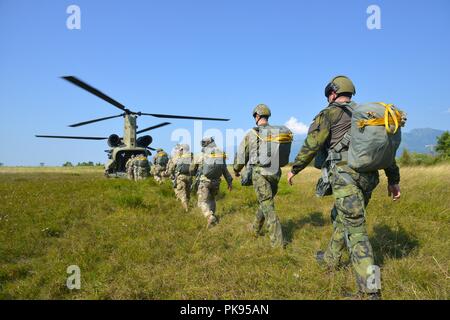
[0,165,449,299]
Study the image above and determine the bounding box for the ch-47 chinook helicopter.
[36,76,229,177]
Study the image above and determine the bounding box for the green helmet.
[252,104,271,118]
[156,148,163,152]
[324,75,356,97]
[201,136,214,147]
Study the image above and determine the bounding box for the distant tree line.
[398,131,450,166]
[62,161,103,167]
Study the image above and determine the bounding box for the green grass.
[0,165,449,299]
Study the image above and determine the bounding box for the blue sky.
[0,0,449,166]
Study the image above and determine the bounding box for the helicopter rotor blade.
[148,147,157,151]
[140,113,229,121]
[136,122,171,134]
[35,135,107,140]
[62,76,130,113]
[68,113,125,127]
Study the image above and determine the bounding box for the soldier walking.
[287,76,402,299]
[190,137,233,228]
[167,144,193,212]
[233,104,292,248]
[151,148,169,184]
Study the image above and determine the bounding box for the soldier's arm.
[166,159,175,176]
[233,133,250,173]
[384,160,400,185]
[189,154,201,176]
[291,111,331,174]
[222,164,233,187]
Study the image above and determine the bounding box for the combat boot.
[207,215,219,229]
[342,291,382,300]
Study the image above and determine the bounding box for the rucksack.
[202,148,227,180]
[347,102,404,172]
[252,125,293,169]
[155,151,169,166]
[176,153,193,175]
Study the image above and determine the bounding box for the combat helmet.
[179,144,190,153]
[252,104,271,118]
[201,136,215,148]
[324,75,356,97]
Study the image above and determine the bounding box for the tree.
[0,162,3,167]
[399,148,412,166]
[77,161,94,166]
[435,131,450,158]
[62,162,73,167]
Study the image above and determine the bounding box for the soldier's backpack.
[155,151,169,166]
[347,102,405,172]
[176,153,193,175]
[134,154,150,168]
[253,125,293,169]
[202,148,227,180]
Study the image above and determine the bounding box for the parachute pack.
[155,151,169,166]
[331,102,405,172]
[202,149,227,180]
[176,153,193,175]
[252,125,293,169]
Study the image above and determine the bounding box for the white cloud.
[285,117,309,135]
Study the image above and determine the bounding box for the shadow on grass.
[283,212,326,244]
[370,224,419,266]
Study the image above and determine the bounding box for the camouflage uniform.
[234,125,285,248]
[133,154,150,180]
[291,101,400,294]
[151,150,168,184]
[167,145,192,211]
[190,141,233,227]
[125,156,135,180]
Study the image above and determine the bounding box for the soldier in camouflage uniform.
[151,148,169,184]
[233,104,285,248]
[133,154,150,180]
[166,144,193,212]
[125,155,136,180]
[287,76,401,299]
[164,144,181,179]
[190,137,233,228]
